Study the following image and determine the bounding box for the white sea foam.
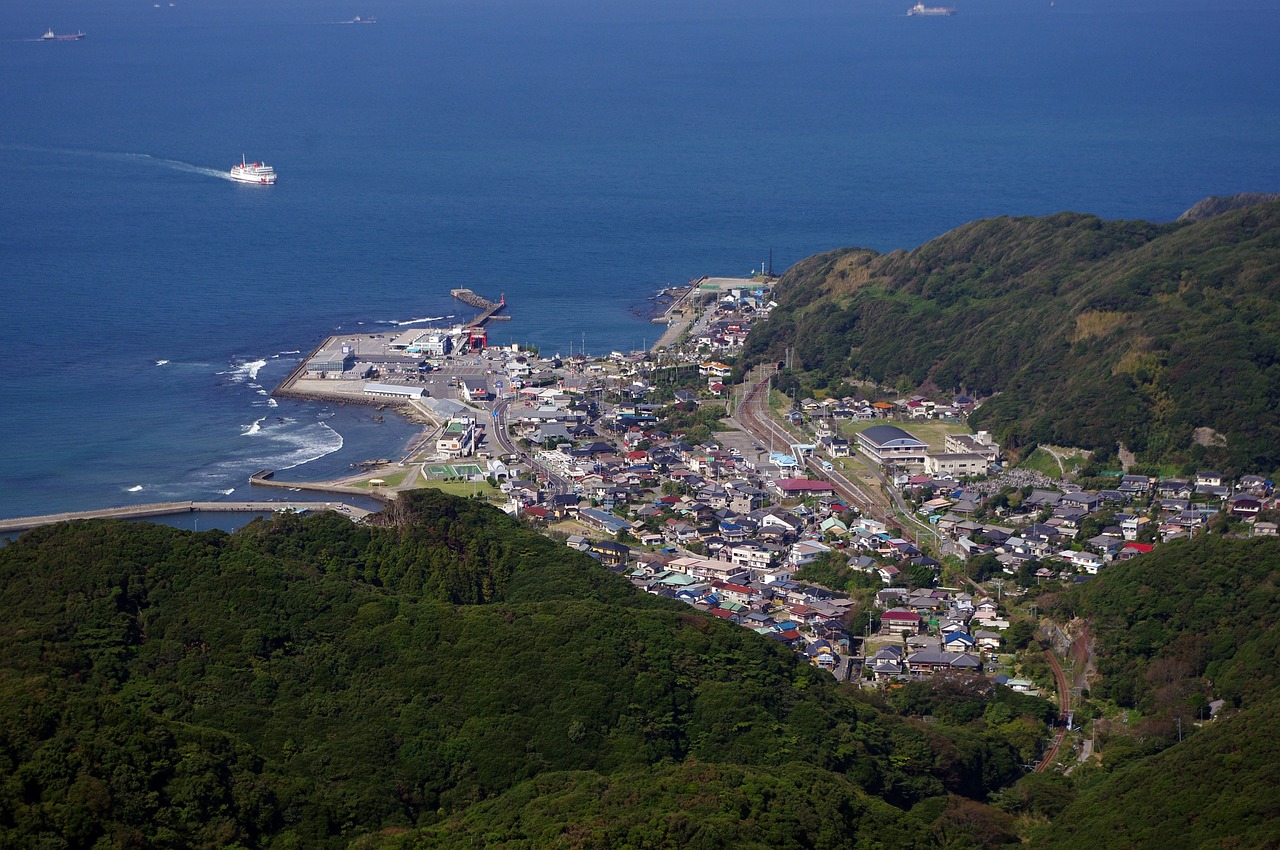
[220,488,235,495]
[126,484,144,492]
[224,359,268,382]
[256,389,268,396]
[276,350,301,356]
[267,398,278,408]
[154,359,170,366]
[230,418,342,472]
[277,421,344,470]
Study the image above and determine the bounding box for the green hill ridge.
[1022,534,1280,848]
[0,491,1043,849]
[743,200,1280,473]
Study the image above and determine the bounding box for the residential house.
[907,649,982,675]
[880,608,923,636]
[587,540,632,566]
[580,508,633,537]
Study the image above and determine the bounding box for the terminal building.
[391,328,457,357]
[411,333,452,357]
[306,342,356,376]
[363,382,425,400]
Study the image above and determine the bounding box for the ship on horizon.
[907,2,956,15]
[229,156,277,185]
[40,28,85,41]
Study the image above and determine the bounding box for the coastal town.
[3,274,1274,703]
[213,277,1275,697]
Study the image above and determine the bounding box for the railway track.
[1035,646,1071,772]
[736,370,1074,771]
[732,369,897,528]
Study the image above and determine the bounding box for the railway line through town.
[731,369,908,543]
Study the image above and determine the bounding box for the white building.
[436,417,476,458]
[943,431,1001,462]
[925,452,988,478]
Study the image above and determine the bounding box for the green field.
[1017,445,1091,479]
[421,480,502,500]
[353,469,413,489]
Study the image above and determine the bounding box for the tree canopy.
[0,491,1039,849]
[742,201,1280,474]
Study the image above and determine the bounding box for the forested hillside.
[1023,535,1280,848]
[742,200,1280,473]
[0,492,1041,850]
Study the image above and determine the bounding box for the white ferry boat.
[229,156,277,185]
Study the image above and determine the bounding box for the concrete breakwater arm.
[249,469,392,500]
[0,499,374,535]
[272,338,328,397]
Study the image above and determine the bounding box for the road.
[492,397,574,495]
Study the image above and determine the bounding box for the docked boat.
[907,2,956,14]
[229,155,277,185]
[41,28,86,41]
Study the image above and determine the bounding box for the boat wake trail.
[390,315,450,326]
[122,152,235,180]
[0,145,234,180]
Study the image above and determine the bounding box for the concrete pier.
[0,499,374,535]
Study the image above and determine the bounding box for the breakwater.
[249,469,394,499]
[0,499,375,535]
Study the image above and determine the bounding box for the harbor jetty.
[249,469,395,498]
[0,499,375,535]
[450,288,510,322]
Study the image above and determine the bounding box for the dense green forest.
[1023,535,1280,848]
[0,491,1046,850]
[742,200,1280,473]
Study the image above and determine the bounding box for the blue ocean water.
[2,0,1278,519]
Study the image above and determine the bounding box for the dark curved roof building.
[856,424,928,467]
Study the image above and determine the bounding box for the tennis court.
[423,463,485,478]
